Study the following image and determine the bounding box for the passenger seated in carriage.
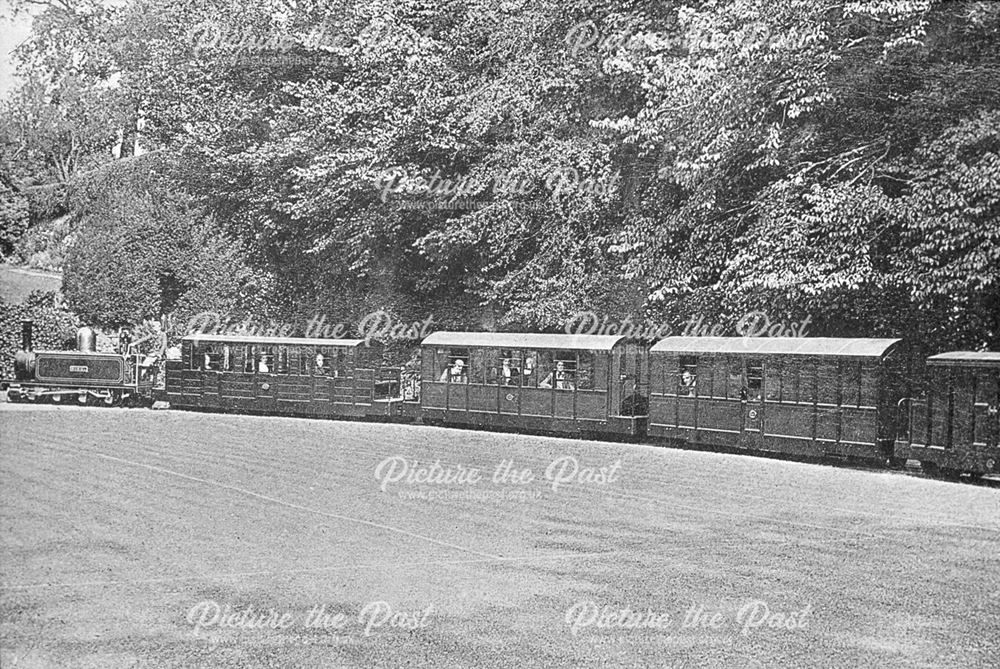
[680,369,696,396]
[539,361,574,390]
[439,359,468,383]
[500,358,519,385]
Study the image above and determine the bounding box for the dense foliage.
[0,291,78,378]
[62,154,274,331]
[1,0,997,351]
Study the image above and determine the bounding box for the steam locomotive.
[4,320,158,406]
[3,321,998,479]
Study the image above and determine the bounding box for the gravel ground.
[1,403,998,668]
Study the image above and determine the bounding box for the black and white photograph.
[0,0,998,666]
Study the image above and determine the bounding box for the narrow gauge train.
[4,326,998,478]
[3,320,157,406]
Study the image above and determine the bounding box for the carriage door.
[742,359,764,449]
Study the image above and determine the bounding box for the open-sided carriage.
[418,332,648,437]
[648,337,904,463]
[166,334,407,419]
[894,351,1000,477]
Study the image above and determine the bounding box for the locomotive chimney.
[77,326,96,353]
[21,319,33,351]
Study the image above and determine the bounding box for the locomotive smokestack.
[77,326,96,353]
[21,319,33,351]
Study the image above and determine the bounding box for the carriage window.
[470,348,490,385]
[497,349,521,386]
[232,345,247,373]
[578,351,595,390]
[860,365,879,406]
[257,346,274,373]
[817,362,838,405]
[842,361,861,407]
[537,351,575,390]
[974,370,997,406]
[221,344,233,371]
[728,358,743,399]
[707,357,727,399]
[244,346,257,373]
[274,346,288,374]
[699,357,713,398]
[520,350,540,387]
[661,356,674,395]
[190,343,205,370]
[209,344,226,371]
[297,347,312,375]
[801,360,817,403]
[535,351,553,388]
[746,359,763,401]
[439,348,470,383]
[340,348,353,375]
[781,362,799,403]
[678,356,697,396]
[314,347,331,375]
[328,348,338,375]
[765,360,781,401]
[593,353,608,391]
[420,349,437,381]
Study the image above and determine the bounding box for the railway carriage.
[8,317,1000,482]
[418,332,648,436]
[166,334,406,419]
[647,337,904,463]
[894,352,1000,476]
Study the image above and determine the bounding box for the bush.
[0,181,30,261]
[0,291,79,379]
[62,155,271,329]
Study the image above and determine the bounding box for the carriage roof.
[927,351,1000,368]
[421,331,626,352]
[649,337,901,358]
[182,334,367,348]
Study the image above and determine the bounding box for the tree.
[61,154,272,329]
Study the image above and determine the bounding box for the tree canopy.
[2,0,997,350]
